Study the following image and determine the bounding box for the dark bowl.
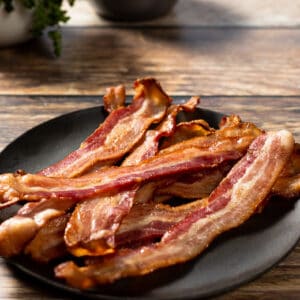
[92,0,177,22]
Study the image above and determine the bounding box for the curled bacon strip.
[55,130,294,288]
[39,78,171,178]
[0,134,254,208]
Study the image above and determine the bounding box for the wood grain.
[1,95,299,151]
[0,28,299,96]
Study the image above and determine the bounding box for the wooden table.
[0,1,300,299]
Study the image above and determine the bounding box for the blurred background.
[0,1,300,300]
[0,0,299,96]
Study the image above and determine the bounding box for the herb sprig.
[0,0,75,56]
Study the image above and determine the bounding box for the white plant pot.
[0,1,33,47]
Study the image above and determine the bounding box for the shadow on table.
[0,0,247,91]
[169,0,247,27]
[137,0,247,52]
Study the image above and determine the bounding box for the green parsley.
[0,0,75,56]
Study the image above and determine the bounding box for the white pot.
[0,1,33,47]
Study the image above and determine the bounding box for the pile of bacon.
[0,78,299,290]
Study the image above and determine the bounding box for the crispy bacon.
[1,77,298,291]
[64,97,201,257]
[0,133,255,208]
[38,78,171,178]
[103,85,126,113]
[55,130,294,288]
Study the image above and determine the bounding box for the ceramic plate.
[0,105,299,299]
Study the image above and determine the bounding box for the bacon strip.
[39,78,171,178]
[0,134,255,208]
[55,130,294,288]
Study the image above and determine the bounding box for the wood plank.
[0,28,299,96]
[66,0,300,27]
[1,95,299,151]
[0,96,101,151]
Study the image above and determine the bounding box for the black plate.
[0,106,300,300]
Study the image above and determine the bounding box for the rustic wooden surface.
[0,0,300,299]
[1,27,300,96]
